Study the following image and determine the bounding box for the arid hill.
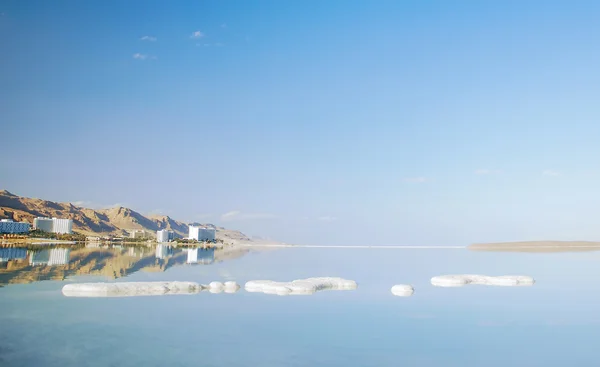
[0,190,251,242]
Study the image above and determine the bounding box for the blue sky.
[2,1,600,245]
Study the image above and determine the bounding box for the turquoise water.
[1,245,600,366]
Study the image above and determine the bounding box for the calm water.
[1,244,600,367]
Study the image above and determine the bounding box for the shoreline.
[469,241,600,253]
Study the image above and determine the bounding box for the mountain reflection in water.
[0,244,249,287]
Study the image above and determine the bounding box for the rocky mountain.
[0,190,251,242]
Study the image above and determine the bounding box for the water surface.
[1,244,599,367]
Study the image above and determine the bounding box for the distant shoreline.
[469,241,600,253]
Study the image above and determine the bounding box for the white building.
[33,217,73,234]
[157,229,175,243]
[33,217,54,232]
[0,219,31,234]
[52,218,73,234]
[188,226,216,242]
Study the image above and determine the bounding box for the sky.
[2,0,600,246]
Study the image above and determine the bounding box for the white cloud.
[140,36,157,42]
[191,30,204,39]
[475,169,502,175]
[197,43,211,47]
[220,210,277,221]
[402,177,427,183]
[71,201,92,207]
[132,53,148,60]
[215,42,224,47]
[317,216,337,222]
[542,169,561,177]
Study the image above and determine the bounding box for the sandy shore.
[469,241,600,253]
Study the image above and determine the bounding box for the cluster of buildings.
[1,217,74,235]
[155,225,216,243]
[33,217,73,234]
[129,230,149,239]
[0,219,31,234]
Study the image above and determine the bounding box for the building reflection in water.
[186,248,215,264]
[155,244,175,259]
[29,248,71,266]
[0,248,27,262]
[0,243,246,287]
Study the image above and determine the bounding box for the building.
[156,229,175,243]
[0,219,31,234]
[188,226,216,242]
[129,230,147,239]
[52,218,73,234]
[33,217,73,234]
[33,217,53,232]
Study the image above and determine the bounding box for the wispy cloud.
[132,53,156,60]
[475,169,502,175]
[317,216,337,222]
[191,30,204,39]
[402,177,427,183]
[71,200,92,207]
[140,36,157,42]
[220,23,227,29]
[215,42,224,47]
[220,210,277,221]
[133,53,148,60]
[542,169,561,177]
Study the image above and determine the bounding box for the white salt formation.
[431,275,535,287]
[224,281,240,293]
[62,280,242,297]
[390,284,414,297]
[244,277,357,296]
[62,281,203,297]
[209,281,225,290]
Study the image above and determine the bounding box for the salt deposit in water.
[62,280,242,297]
[245,277,357,296]
[62,281,203,297]
[431,275,535,287]
[390,284,414,297]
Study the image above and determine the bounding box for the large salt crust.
[62,281,203,297]
[431,275,535,287]
[391,284,414,297]
[62,281,241,297]
[245,277,357,296]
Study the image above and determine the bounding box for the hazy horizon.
[3,1,600,246]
